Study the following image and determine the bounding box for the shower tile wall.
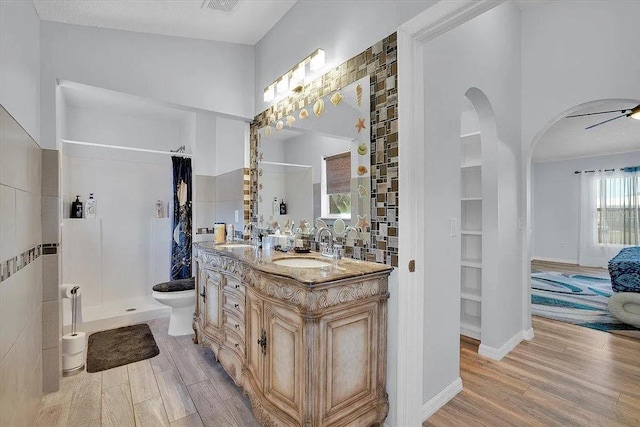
[0,105,44,426]
[41,149,61,394]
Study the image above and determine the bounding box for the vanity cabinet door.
[319,302,380,423]
[202,268,222,334]
[245,289,264,392]
[263,302,304,421]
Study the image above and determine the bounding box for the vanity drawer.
[223,309,245,337]
[223,285,244,302]
[224,327,245,358]
[223,276,245,296]
[223,292,245,317]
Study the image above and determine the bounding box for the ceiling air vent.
[201,0,239,12]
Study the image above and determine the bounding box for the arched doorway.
[525,98,640,335]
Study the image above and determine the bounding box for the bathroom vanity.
[193,242,392,427]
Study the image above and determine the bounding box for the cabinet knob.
[235,284,240,289]
[234,343,239,348]
[235,324,239,329]
[234,303,239,308]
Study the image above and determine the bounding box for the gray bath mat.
[87,323,159,373]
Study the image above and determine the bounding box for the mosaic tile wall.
[250,33,399,267]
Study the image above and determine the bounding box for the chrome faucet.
[316,227,338,258]
[244,222,259,246]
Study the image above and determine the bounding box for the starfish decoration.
[355,214,369,230]
[355,117,367,133]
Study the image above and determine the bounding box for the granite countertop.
[194,241,393,286]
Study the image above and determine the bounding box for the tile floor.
[35,317,258,426]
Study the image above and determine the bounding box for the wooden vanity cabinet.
[193,248,391,427]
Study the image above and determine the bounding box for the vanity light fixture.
[263,48,326,102]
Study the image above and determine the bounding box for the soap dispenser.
[71,196,83,219]
[279,199,287,215]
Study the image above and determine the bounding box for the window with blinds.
[322,152,351,218]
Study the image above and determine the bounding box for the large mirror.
[256,76,371,242]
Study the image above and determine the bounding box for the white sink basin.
[216,244,255,249]
[272,257,331,268]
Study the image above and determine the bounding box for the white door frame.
[396,1,504,425]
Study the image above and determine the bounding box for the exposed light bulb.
[290,65,305,89]
[276,75,289,94]
[310,49,325,71]
[630,106,640,120]
[263,85,274,103]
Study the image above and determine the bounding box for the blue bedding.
[608,247,640,293]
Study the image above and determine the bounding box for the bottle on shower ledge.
[71,195,83,219]
[156,200,165,218]
[85,193,96,219]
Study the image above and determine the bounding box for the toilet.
[152,277,196,336]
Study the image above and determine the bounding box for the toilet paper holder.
[62,285,85,376]
[70,286,80,336]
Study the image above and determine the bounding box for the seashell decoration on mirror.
[255,76,372,247]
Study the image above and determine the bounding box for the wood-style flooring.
[35,317,258,427]
[425,316,640,426]
[531,259,609,278]
[427,261,637,425]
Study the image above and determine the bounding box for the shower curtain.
[171,156,192,280]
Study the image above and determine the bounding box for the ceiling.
[532,99,640,162]
[32,0,298,45]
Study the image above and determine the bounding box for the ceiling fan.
[566,104,640,130]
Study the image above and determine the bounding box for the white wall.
[215,117,249,176]
[255,0,437,113]
[522,1,640,151]
[532,151,640,263]
[421,2,522,403]
[0,0,40,142]
[40,21,255,149]
[195,112,217,177]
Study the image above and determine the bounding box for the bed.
[608,247,640,327]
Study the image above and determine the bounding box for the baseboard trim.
[522,328,534,341]
[478,331,523,361]
[531,256,578,265]
[421,377,463,422]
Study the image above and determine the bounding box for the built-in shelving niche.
[460,124,482,340]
